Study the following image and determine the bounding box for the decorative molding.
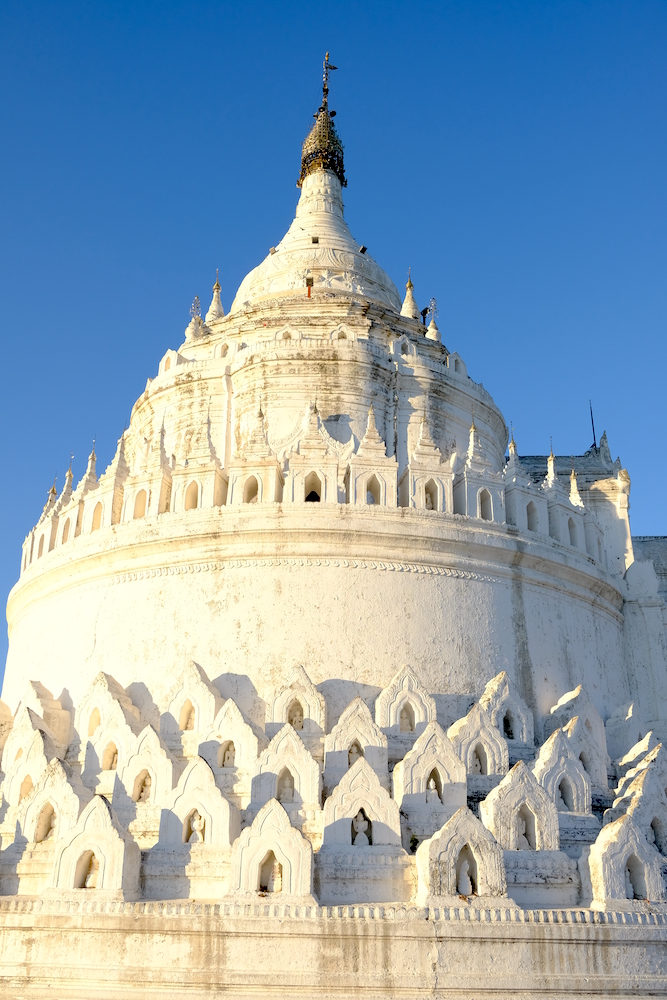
[111,560,503,586]
[0,896,664,923]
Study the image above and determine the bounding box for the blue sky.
[1,1,666,672]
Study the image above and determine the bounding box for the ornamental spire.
[298,53,346,188]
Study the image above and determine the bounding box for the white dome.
[230,169,402,314]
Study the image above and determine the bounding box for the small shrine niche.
[351,809,372,847]
[259,851,283,893]
[268,665,327,739]
[34,802,57,843]
[288,700,304,731]
[250,724,321,812]
[557,777,574,811]
[133,769,152,803]
[517,804,536,850]
[456,844,477,896]
[102,742,118,771]
[479,761,560,852]
[399,703,415,733]
[75,850,99,889]
[88,708,101,738]
[375,665,437,738]
[649,817,667,855]
[277,767,295,803]
[625,855,646,900]
[471,744,487,775]
[348,741,364,767]
[183,808,205,844]
[502,711,516,741]
[426,768,443,804]
[219,741,236,768]
[19,775,33,802]
[180,700,196,732]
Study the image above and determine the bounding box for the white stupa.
[1,53,666,996]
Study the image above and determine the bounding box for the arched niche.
[243,476,259,504]
[304,471,322,502]
[526,501,538,532]
[479,489,492,521]
[132,768,153,804]
[415,806,507,904]
[91,502,102,531]
[366,474,380,506]
[479,761,559,851]
[74,850,99,889]
[185,481,199,511]
[133,490,147,519]
[179,700,196,732]
[88,707,101,738]
[102,743,118,772]
[218,740,236,768]
[34,802,57,843]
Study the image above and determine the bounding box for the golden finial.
[213,269,221,292]
[406,267,413,290]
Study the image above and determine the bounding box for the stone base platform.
[0,898,665,998]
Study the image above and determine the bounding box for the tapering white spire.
[205,270,225,324]
[400,270,421,320]
[425,297,440,342]
[570,467,584,507]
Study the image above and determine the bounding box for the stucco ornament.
[49,795,141,900]
[544,686,608,782]
[532,728,591,814]
[322,757,401,847]
[415,806,508,905]
[17,759,91,846]
[604,765,667,856]
[447,703,509,776]
[392,721,466,812]
[323,697,388,792]
[0,706,59,810]
[480,761,560,851]
[267,664,327,736]
[227,798,315,901]
[250,724,321,814]
[478,671,534,746]
[158,757,240,847]
[374,664,437,736]
[579,814,665,908]
[199,698,267,808]
[162,660,224,740]
[561,716,609,790]
[616,742,667,798]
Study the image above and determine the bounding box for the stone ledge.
[0,896,665,924]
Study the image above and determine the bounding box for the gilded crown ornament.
[298,52,346,188]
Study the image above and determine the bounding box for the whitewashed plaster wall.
[5,509,634,739]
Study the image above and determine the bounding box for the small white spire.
[546,442,558,488]
[205,270,225,323]
[400,269,421,320]
[425,297,440,342]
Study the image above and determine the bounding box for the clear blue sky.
[1,1,666,675]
